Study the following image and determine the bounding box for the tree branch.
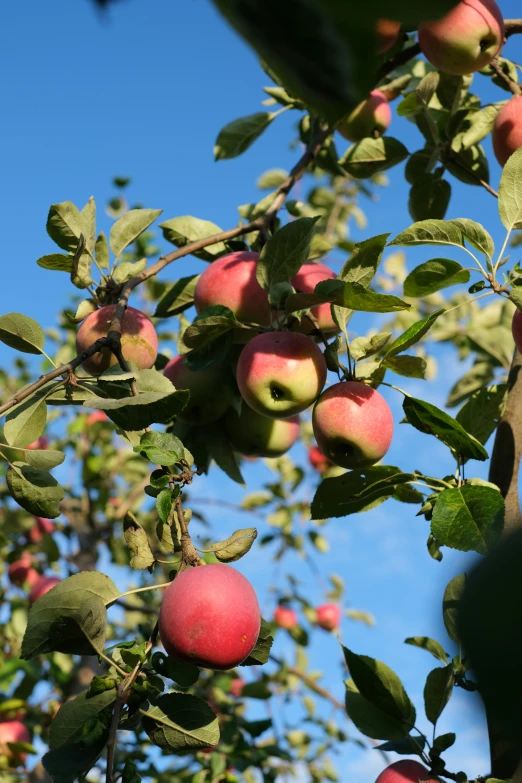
[505,19,522,38]
[489,58,522,97]
[378,43,421,81]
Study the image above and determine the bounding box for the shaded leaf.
[142,693,220,752]
[382,355,426,379]
[456,384,507,445]
[47,201,83,252]
[402,397,488,461]
[443,573,466,643]
[49,688,116,750]
[256,217,319,297]
[340,137,409,179]
[385,310,443,357]
[403,260,469,297]
[424,665,454,725]
[155,275,200,317]
[241,617,273,666]
[431,485,504,555]
[311,467,414,520]
[214,113,274,160]
[405,637,448,664]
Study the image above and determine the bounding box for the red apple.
[159,564,260,670]
[86,411,109,426]
[164,355,229,425]
[376,19,401,54]
[29,576,61,604]
[225,407,300,458]
[237,332,327,419]
[493,97,522,167]
[28,517,55,544]
[26,436,49,450]
[76,304,158,375]
[316,603,342,631]
[375,760,439,783]
[338,90,392,143]
[229,678,245,697]
[418,0,504,76]
[313,381,393,469]
[8,555,39,588]
[194,252,271,325]
[273,606,298,629]
[291,263,339,335]
[308,446,332,474]
[0,720,31,763]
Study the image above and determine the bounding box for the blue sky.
[2,0,522,779]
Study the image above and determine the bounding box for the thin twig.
[505,19,522,38]
[489,58,522,96]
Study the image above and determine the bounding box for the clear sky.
[1,1,521,779]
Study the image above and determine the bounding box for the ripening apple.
[8,555,39,588]
[27,516,55,544]
[316,603,342,631]
[225,407,300,458]
[291,263,340,335]
[338,90,392,143]
[493,97,522,167]
[28,575,61,604]
[76,304,158,375]
[26,436,49,450]
[308,445,332,474]
[273,606,298,629]
[375,760,439,783]
[0,720,31,764]
[376,18,401,54]
[229,678,245,697]
[512,309,522,353]
[237,332,327,419]
[86,411,109,426]
[313,381,394,469]
[194,251,271,325]
[164,355,229,425]
[159,564,260,669]
[418,0,504,76]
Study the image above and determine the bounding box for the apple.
[316,603,342,631]
[493,97,522,167]
[226,406,300,458]
[76,304,158,375]
[26,436,48,450]
[375,760,439,783]
[308,445,332,474]
[418,0,504,76]
[338,90,392,143]
[229,678,245,697]
[194,251,271,325]
[164,355,229,424]
[376,19,401,54]
[27,516,55,545]
[312,381,393,469]
[86,411,109,426]
[159,564,260,669]
[28,575,61,604]
[273,606,298,629]
[8,555,39,588]
[0,720,31,764]
[291,263,339,335]
[237,332,327,419]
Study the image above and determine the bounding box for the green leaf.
[123,512,155,569]
[397,72,440,118]
[449,218,495,259]
[461,104,500,148]
[6,464,65,518]
[81,197,96,253]
[154,275,200,317]
[333,234,389,332]
[431,485,504,555]
[214,112,275,160]
[382,355,426,379]
[156,487,179,525]
[343,648,416,727]
[456,384,507,445]
[350,333,391,362]
[112,258,147,284]
[142,693,220,752]
[49,688,116,749]
[311,467,415,520]
[160,217,227,262]
[1,446,65,471]
[385,310,443,357]
[42,734,109,783]
[110,208,162,258]
[257,168,288,189]
[183,314,241,350]
[211,528,257,562]
[345,680,410,741]
[207,423,245,485]
[135,431,185,465]
[499,147,522,231]
[4,393,48,448]
[0,312,46,354]
[316,279,410,313]
[375,736,426,755]
[241,617,273,666]
[443,573,466,643]
[256,217,319,297]
[433,732,456,752]
[340,137,409,179]
[447,362,495,408]
[152,652,200,687]
[405,637,448,664]
[408,175,451,222]
[95,232,109,269]
[390,218,489,259]
[403,260,469,297]
[36,253,74,272]
[424,665,454,725]
[402,397,488,462]
[47,201,83,251]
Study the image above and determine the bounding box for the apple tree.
[1,1,522,781]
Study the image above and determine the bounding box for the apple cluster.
[273,602,342,632]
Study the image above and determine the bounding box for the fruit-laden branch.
[489,350,522,532]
